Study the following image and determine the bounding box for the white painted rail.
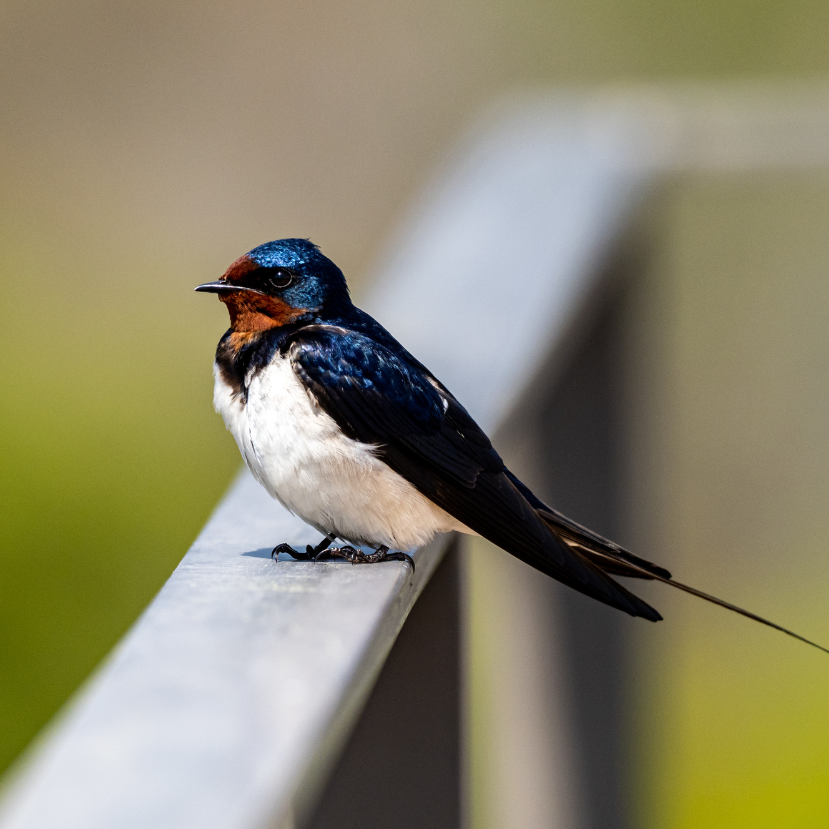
[3,86,829,829]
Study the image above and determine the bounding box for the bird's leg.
[315,543,415,572]
[272,534,335,562]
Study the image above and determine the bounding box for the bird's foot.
[271,543,310,561]
[271,535,335,561]
[315,544,415,572]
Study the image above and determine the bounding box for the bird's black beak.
[195,281,270,296]
[194,281,240,293]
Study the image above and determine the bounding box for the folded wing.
[286,324,662,622]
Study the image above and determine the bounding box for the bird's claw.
[271,543,312,561]
[313,545,415,572]
[383,551,416,572]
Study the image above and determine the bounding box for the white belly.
[213,354,469,549]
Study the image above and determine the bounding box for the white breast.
[213,353,469,550]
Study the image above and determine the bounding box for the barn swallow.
[197,238,827,651]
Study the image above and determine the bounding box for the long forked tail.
[504,470,829,653]
[556,516,829,655]
[626,564,829,655]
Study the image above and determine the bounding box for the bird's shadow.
[242,547,315,561]
[241,548,276,560]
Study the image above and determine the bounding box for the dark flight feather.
[504,470,672,580]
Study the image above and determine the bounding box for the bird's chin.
[222,293,308,333]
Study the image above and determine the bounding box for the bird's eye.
[266,267,294,290]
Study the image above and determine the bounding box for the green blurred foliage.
[630,178,829,829]
[464,179,829,829]
[0,218,241,769]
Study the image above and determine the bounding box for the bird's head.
[195,238,350,333]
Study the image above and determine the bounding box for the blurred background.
[2,1,829,827]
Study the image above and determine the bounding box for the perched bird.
[197,238,826,651]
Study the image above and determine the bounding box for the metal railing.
[3,86,829,829]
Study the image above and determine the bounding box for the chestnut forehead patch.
[222,254,259,282]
